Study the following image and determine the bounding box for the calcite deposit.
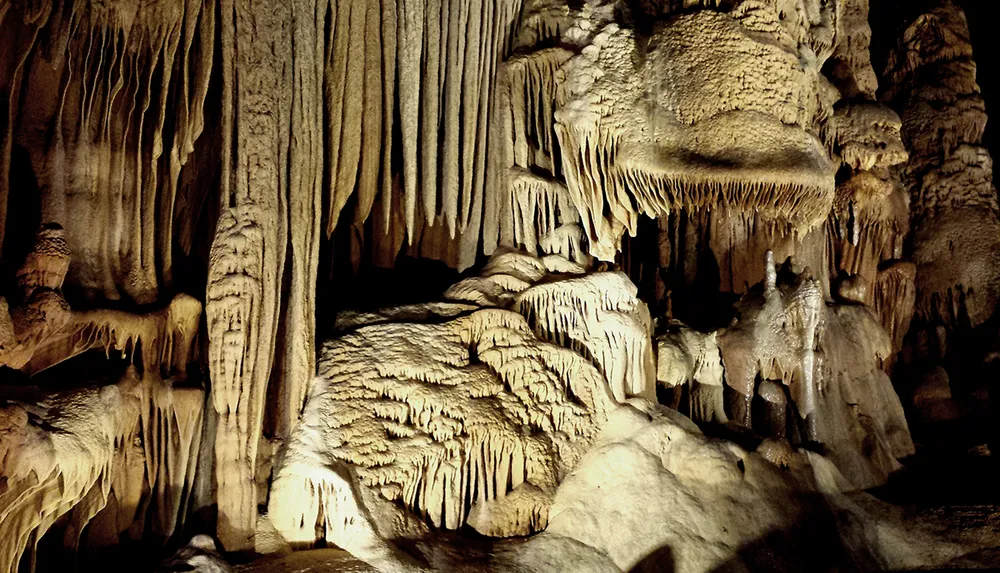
[0,0,998,571]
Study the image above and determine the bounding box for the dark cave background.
[958,0,999,158]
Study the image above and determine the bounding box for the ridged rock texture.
[268,251,651,568]
[0,368,207,572]
[883,2,1000,332]
[0,0,997,570]
[0,0,215,304]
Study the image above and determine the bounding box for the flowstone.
[717,253,914,488]
[268,251,653,567]
[553,0,842,258]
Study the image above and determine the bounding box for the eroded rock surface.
[268,252,652,568]
[0,0,997,571]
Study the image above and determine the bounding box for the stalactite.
[498,48,571,179]
[552,8,840,260]
[873,262,917,356]
[656,209,832,301]
[274,0,326,457]
[23,293,202,376]
[0,1,52,253]
[485,47,578,259]
[0,0,972,569]
[0,224,202,378]
[2,0,215,304]
[104,373,207,543]
[0,370,143,573]
[324,0,520,270]
[827,172,909,291]
[492,169,588,264]
[0,368,207,571]
[143,378,204,539]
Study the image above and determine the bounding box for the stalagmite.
[206,0,336,549]
[717,253,913,488]
[207,204,280,551]
[155,535,233,572]
[757,381,789,439]
[884,2,1000,330]
[718,253,825,432]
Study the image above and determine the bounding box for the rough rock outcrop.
[884,1,1000,330]
[268,251,652,568]
[508,401,974,573]
[717,253,913,488]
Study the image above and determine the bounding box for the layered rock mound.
[268,251,918,571]
[268,251,654,567]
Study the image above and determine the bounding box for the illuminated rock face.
[553,2,840,259]
[268,252,651,567]
[0,0,997,571]
[884,2,1000,332]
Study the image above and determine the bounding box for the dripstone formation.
[1,0,999,572]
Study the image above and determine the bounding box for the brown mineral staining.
[884,1,1000,329]
[0,0,998,571]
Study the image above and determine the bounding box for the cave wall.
[0,0,997,567]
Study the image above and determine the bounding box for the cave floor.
[868,411,1000,571]
[228,420,1000,573]
[233,548,375,572]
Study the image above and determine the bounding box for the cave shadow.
[2,143,41,299]
[625,493,890,573]
[708,495,884,573]
[628,545,675,573]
